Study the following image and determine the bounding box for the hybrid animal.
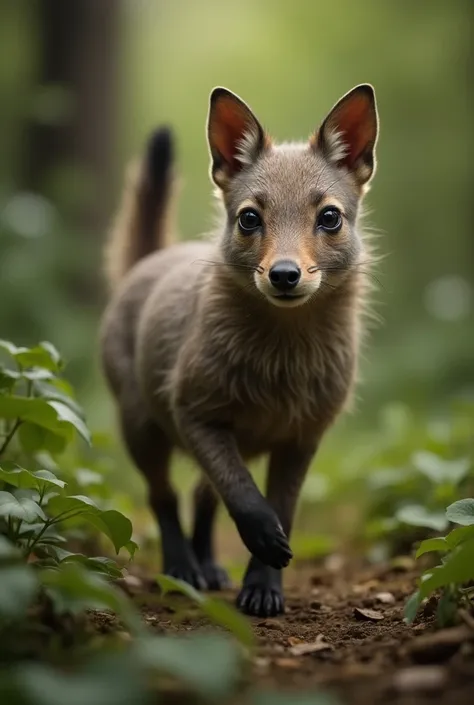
[100,84,379,616]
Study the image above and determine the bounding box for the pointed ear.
[207,87,266,189]
[316,84,379,185]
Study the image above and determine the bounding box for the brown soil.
[113,556,474,705]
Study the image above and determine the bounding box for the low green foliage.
[1,339,334,704]
[405,498,474,625]
[342,400,474,556]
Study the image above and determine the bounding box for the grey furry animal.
[100,84,379,616]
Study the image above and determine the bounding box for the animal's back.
[100,240,214,404]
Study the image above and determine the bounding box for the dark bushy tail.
[104,127,177,291]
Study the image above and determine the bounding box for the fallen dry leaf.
[289,635,333,656]
[374,591,396,605]
[354,607,384,622]
[286,636,304,647]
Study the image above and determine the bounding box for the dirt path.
[123,556,474,704]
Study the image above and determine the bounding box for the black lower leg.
[153,491,206,590]
[120,399,205,590]
[237,440,316,616]
[191,479,230,590]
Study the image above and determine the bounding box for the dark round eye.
[317,207,342,233]
[238,209,262,234]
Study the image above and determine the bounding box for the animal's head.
[207,84,378,307]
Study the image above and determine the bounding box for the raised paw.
[234,505,293,569]
[236,583,285,617]
[200,561,231,591]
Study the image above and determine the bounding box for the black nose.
[269,260,301,292]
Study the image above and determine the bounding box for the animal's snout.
[269,260,301,292]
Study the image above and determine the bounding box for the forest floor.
[94,553,474,705]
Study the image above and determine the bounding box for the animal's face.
[207,85,378,307]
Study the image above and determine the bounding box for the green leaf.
[156,574,254,647]
[0,340,20,356]
[137,633,241,700]
[419,538,474,600]
[446,525,474,548]
[18,422,47,453]
[86,510,133,555]
[48,496,133,553]
[396,504,449,531]
[436,588,458,627]
[17,522,65,541]
[0,396,90,445]
[0,368,19,391]
[34,380,84,417]
[46,550,123,578]
[48,493,98,517]
[416,537,449,558]
[0,491,46,521]
[0,462,66,491]
[48,401,91,444]
[446,498,474,526]
[125,540,139,559]
[49,491,96,511]
[14,342,62,372]
[41,563,142,632]
[0,564,38,618]
[413,451,470,485]
[21,368,54,381]
[404,589,422,624]
[18,422,68,454]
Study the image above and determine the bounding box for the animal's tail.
[104,127,177,291]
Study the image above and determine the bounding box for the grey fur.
[99,84,379,615]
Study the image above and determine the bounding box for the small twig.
[0,419,21,457]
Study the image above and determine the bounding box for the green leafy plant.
[0,341,134,578]
[1,339,335,705]
[405,498,474,625]
[353,401,474,556]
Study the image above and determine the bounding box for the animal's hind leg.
[191,477,230,590]
[119,393,206,589]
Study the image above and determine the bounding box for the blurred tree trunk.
[24,0,120,232]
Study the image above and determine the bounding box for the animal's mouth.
[268,291,311,308]
[271,293,306,300]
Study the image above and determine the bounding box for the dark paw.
[234,506,292,569]
[236,584,285,617]
[200,561,231,591]
[164,562,207,591]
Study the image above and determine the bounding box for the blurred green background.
[1,0,473,547]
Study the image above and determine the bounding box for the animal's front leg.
[237,441,316,616]
[176,409,293,570]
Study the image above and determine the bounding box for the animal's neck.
[203,263,361,339]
